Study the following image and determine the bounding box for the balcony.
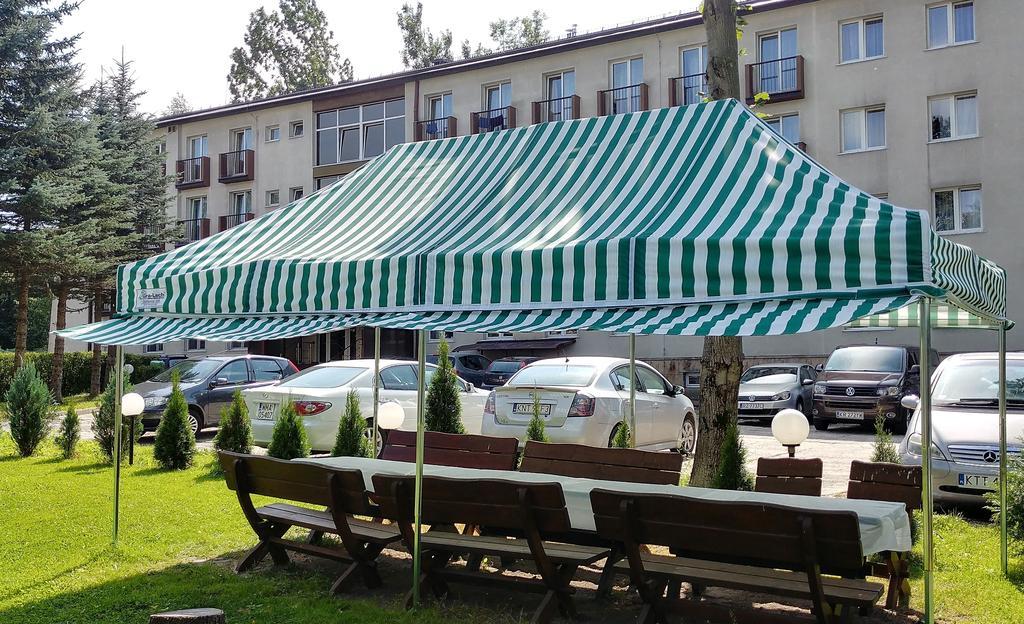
[218,149,255,183]
[745,55,805,104]
[669,73,707,107]
[178,217,210,245]
[415,117,457,141]
[597,83,648,116]
[175,156,210,190]
[471,106,516,134]
[219,212,254,232]
[532,95,580,124]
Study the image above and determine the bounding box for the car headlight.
[772,391,791,401]
[813,383,826,395]
[878,385,901,397]
[906,433,947,460]
[144,395,168,408]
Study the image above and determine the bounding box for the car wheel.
[187,408,203,436]
[813,418,830,431]
[676,413,697,456]
[794,398,805,417]
[363,421,384,457]
[608,424,623,448]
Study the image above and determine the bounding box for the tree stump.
[149,608,225,623]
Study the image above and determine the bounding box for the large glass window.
[484,82,512,110]
[841,106,886,153]
[840,16,883,63]
[679,45,708,105]
[428,93,453,119]
[230,190,252,215]
[765,112,800,145]
[609,57,644,114]
[928,1,975,49]
[934,186,982,234]
[757,28,798,93]
[316,98,405,165]
[929,93,978,140]
[545,70,576,121]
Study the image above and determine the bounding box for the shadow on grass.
[56,461,111,474]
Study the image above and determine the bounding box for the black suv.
[137,355,298,435]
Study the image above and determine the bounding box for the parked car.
[481,356,697,454]
[137,355,298,435]
[482,356,539,389]
[243,359,490,453]
[427,352,492,389]
[811,345,939,433]
[737,363,816,420]
[146,354,188,371]
[898,352,1024,505]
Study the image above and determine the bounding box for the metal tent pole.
[919,298,934,624]
[112,345,124,546]
[373,327,381,457]
[412,329,427,607]
[628,333,637,448]
[999,321,1008,575]
[325,331,331,361]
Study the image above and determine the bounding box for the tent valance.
[847,301,1010,330]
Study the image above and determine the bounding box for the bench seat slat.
[422,532,608,566]
[258,504,400,544]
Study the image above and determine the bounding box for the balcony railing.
[471,106,516,134]
[175,156,210,190]
[669,73,707,107]
[415,117,457,141]
[218,149,254,183]
[597,83,648,116]
[219,212,254,232]
[178,217,210,245]
[745,55,805,104]
[532,95,580,124]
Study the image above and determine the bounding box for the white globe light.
[771,408,810,447]
[377,401,405,430]
[121,392,145,417]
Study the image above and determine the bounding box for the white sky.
[59,0,701,115]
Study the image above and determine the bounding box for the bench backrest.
[519,440,682,485]
[755,457,823,496]
[218,451,372,515]
[380,429,519,470]
[373,474,572,535]
[590,489,865,578]
[847,460,922,515]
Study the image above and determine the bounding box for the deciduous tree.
[396,2,453,69]
[489,10,549,51]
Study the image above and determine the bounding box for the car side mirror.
[901,395,920,410]
[801,378,814,386]
[815,363,824,372]
[210,377,229,387]
[909,364,920,375]
[671,384,684,397]
[466,383,475,393]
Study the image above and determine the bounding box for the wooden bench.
[373,474,610,623]
[590,489,884,624]
[380,429,519,470]
[755,457,824,496]
[847,460,922,609]
[218,451,401,593]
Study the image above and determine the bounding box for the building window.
[265,125,281,142]
[609,57,644,114]
[187,134,208,157]
[840,16,884,63]
[315,175,340,190]
[841,106,886,153]
[266,189,280,207]
[316,98,405,165]
[156,140,166,155]
[757,28,798,93]
[934,186,982,234]
[679,45,708,105]
[230,190,252,215]
[144,343,164,353]
[427,93,453,119]
[228,341,246,350]
[929,92,978,141]
[186,196,207,220]
[186,338,206,352]
[428,330,455,342]
[927,1,974,49]
[546,330,579,336]
[289,186,304,202]
[543,70,576,121]
[289,120,304,138]
[486,332,514,338]
[765,112,800,145]
[483,82,512,111]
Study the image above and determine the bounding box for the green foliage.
[871,415,901,464]
[332,389,371,458]
[424,339,465,434]
[214,391,253,455]
[489,10,549,52]
[525,391,548,443]
[612,420,631,449]
[986,439,1024,553]
[0,351,93,398]
[3,363,52,457]
[712,419,754,491]
[396,2,453,68]
[55,404,80,459]
[123,353,166,384]
[153,373,196,470]
[268,401,310,460]
[163,92,191,116]
[0,294,51,351]
[93,377,142,462]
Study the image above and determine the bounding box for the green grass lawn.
[1,435,1022,623]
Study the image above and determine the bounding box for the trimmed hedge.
[0,351,166,399]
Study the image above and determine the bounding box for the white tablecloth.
[300,456,912,555]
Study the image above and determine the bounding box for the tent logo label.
[139,289,167,310]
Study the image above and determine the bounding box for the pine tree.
[153,372,196,470]
[332,389,371,457]
[163,92,191,116]
[612,420,632,449]
[871,415,901,464]
[214,390,253,454]
[525,391,548,443]
[712,419,754,491]
[93,377,142,462]
[3,362,52,457]
[268,401,311,459]
[424,339,465,434]
[55,404,80,459]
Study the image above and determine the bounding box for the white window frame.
[228,341,246,350]
[315,98,405,166]
[933,185,982,234]
[265,125,280,143]
[840,106,886,153]
[289,120,304,138]
[482,81,512,111]
[144,343,164,353]
[289,186,304,202]
[428,330,455,342]
[230,190,252,215]
[266,189,280,208]
[927,1,975,49]
[486,332,514,338]
[765,112,801,145]
[839,15,884,64]
[185,338,206,352]
[427,93,453,119]
[928,92,979,142]
[546,330,579,337]
[315,175,340,190]
[678,45,708,105]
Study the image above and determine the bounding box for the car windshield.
[933,361,1024,405]
[741,367,797,383]
[508,364,595,387]
[490,360,527,373]
[152,359,222,383]
[277,366,366,389]
[825,347,904,372]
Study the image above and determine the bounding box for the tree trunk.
[50,282,69,402]
[13,268,30,370]
[90,293,103,395]
[689,0,746,488]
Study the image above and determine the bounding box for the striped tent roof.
[63,99,1006,344]
[848,301,1009,330]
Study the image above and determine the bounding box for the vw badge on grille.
[845,387,856,396]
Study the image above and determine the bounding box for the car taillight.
[484,391,495,416]
[567,393,595,417]
[293,400,331,416]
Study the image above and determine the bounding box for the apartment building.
[57,0,1023,370]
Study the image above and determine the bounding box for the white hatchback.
[481,356,697,453]
[244,359,489,453]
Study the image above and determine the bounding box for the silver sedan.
[737,363,816,420]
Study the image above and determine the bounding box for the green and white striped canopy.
[63,99,1007,344]
[848,302,1009,330]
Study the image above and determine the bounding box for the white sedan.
[481,356,697,453]
[244,359,489,453]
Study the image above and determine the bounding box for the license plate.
[959,473,997,490]
[513,402,551,415]
[739,402,768,410]
[836,411,865,420]
[256,402,279,420]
